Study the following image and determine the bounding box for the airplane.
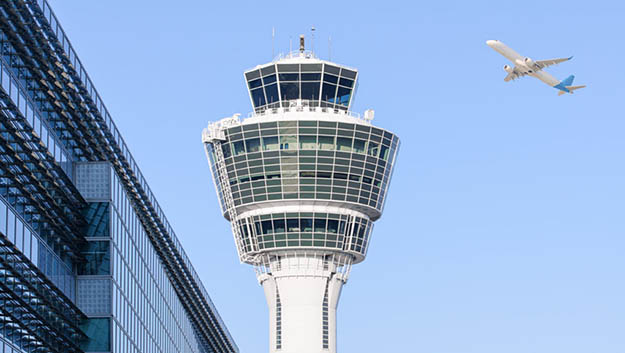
[486,40,585,95]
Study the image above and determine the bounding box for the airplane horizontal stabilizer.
[566,85,586,92]
[557,85,586,95]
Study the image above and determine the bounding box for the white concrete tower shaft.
[203,50,399,353]
[259,256,346,353]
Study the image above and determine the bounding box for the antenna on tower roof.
[328,35,332,61]
[311,26,315,55]
[299,34,305,53]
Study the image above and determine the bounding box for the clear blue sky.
[49,1,624,352]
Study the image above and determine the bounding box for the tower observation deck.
[203,38,399,353]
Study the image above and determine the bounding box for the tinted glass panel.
[273,219,285,233]
[248,78,262,89]
[265,84,279,103]
[233,141,246,155]
[278,64,299,72]
[301,82,320,101]
[324,65,340,75]
[319,136,334,150]
[339,77,354,87]
[302,73,321,81]
[280,82,299,100]
[78,241,110,275]
[279,73,299,81]
[336,86,352,106]
[261,65,276,75]
[246,138,261,153]
[321,83,337,103]
[340,68,357,79]
[80,318,110,351]
[263,136,279,150]
[263,74,277,84]
[245,69,260,80]
[323,74,338,84]
[251,87,266,107]
[301,63,323,72]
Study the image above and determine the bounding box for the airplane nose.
[486,40,498,46]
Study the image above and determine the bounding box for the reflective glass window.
[301,73,321,81]
[301,64,323,72]
[78,241,111,275]
[337,137,353,152]
[321,83,337,103]
[263,74,277,85]
[314,219,326,232]
[83,202,110,237]
[324,65,340,75]
[336,86,352,106]
[367,142,379,157]
[319,136,335,150]
[339,77,354,87]
[301,82,320,101]
[280,82,299,100]
[263,136,279,151]
[245,69,261,81]
[279,73,299,81]
[233,141,246,156]
[327,220,339,233]
[265,84,279,104]
[251,87,266,107]
[261,220,273,234]
[301,219,313,232]
[299,135,317,150]
[287,219,299,232]
[340,68,357,79]
[80,318,111,351]
[261,65,276,75]
[353,139,366,153]
[248,78,262,89]
[246,138,261,153]
[0,201,6,234]
[222,143,232,158]
[278,64,299,72]
[323,74,338,84]
[273,219,285,233]
[380,145,390,161]
[280,135,296,150]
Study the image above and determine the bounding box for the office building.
[0,1,238,352]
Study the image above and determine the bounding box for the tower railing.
[245,99,373,123]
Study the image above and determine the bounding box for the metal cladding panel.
[74,162,113,201]
[77,278,111,316]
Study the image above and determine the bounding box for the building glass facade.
[0,1,237,353]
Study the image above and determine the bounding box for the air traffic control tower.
[202,36,399,353]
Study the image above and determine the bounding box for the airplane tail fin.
[561,75,575,86]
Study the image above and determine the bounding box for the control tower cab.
[202,37,399,353]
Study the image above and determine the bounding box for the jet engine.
[503,64,514,73]
[524,57,535,67]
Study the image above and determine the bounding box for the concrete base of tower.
[258,256,347,353]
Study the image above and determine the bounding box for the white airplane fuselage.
[486,40,560,87]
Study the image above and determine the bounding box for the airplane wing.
[504,67,527,82]
[534,57,573,69]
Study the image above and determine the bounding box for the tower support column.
[258,256,346,353]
